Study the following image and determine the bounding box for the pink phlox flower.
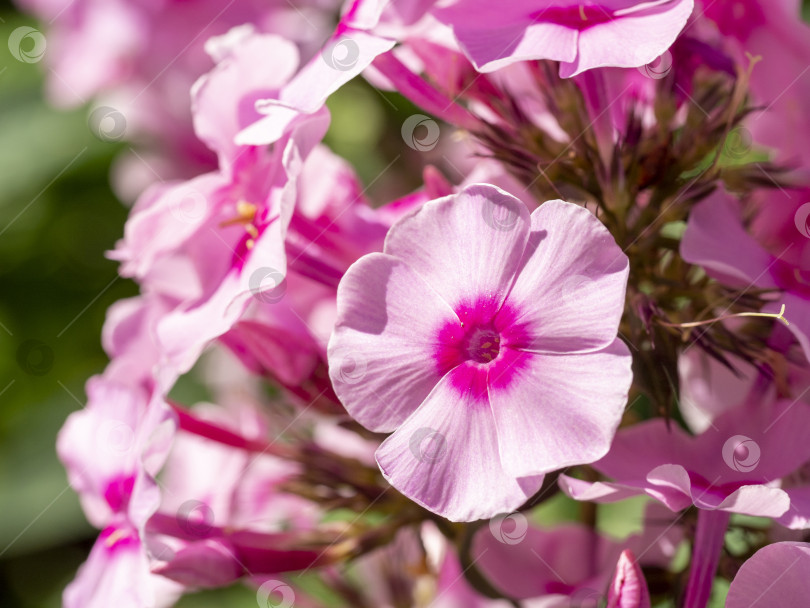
[328,183,632,521]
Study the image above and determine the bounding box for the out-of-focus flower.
[432,0,695,76]
[329,183,632,521]
[15,0,339,187]
[474,521,629,602]
[561,398,810,518]
[110,27,330,386]
[699,0,810,166]
[144,398,324,589]
[238,0,696,146]
[681,189,810,363]
[726,542,810,607]
[57,378,178,607]
[473,504,678,606]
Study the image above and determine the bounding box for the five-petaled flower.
[328,184,632,521]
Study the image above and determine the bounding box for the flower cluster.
[16,0,810,605]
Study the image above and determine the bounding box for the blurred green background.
[0,2,135,606]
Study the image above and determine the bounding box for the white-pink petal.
[504,200,629,353]
[383,183,531,309]
[328,253,458,433]
[376,367,543,522]
[488,340,631,477]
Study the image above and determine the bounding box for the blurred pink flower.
[561,399,810,518]
[474,521,629,601]
[239,0,695,146]
[681,189,810,363]
[110,28,330,385]
[432,0,695,76]
[57,377,178,607]
[15,0,338,185]
[726,541,810,607]
[472,503,676,606]
[699,0,810,166]
[328,184,631,521]
[143,399,323,589]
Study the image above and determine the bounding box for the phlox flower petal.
[329,184,631,520]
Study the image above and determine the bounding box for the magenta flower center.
[464,327,501,363]
[432,298,532,396]
[532,4,615,30]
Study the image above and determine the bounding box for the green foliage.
[0,8,136,607]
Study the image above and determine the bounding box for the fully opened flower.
[328,184,632,521]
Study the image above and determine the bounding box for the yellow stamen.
[105,529,128,547]
[220,201,258,228]
[579,4,587,21]
[236,201,257,220]
[664,303,790,329]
